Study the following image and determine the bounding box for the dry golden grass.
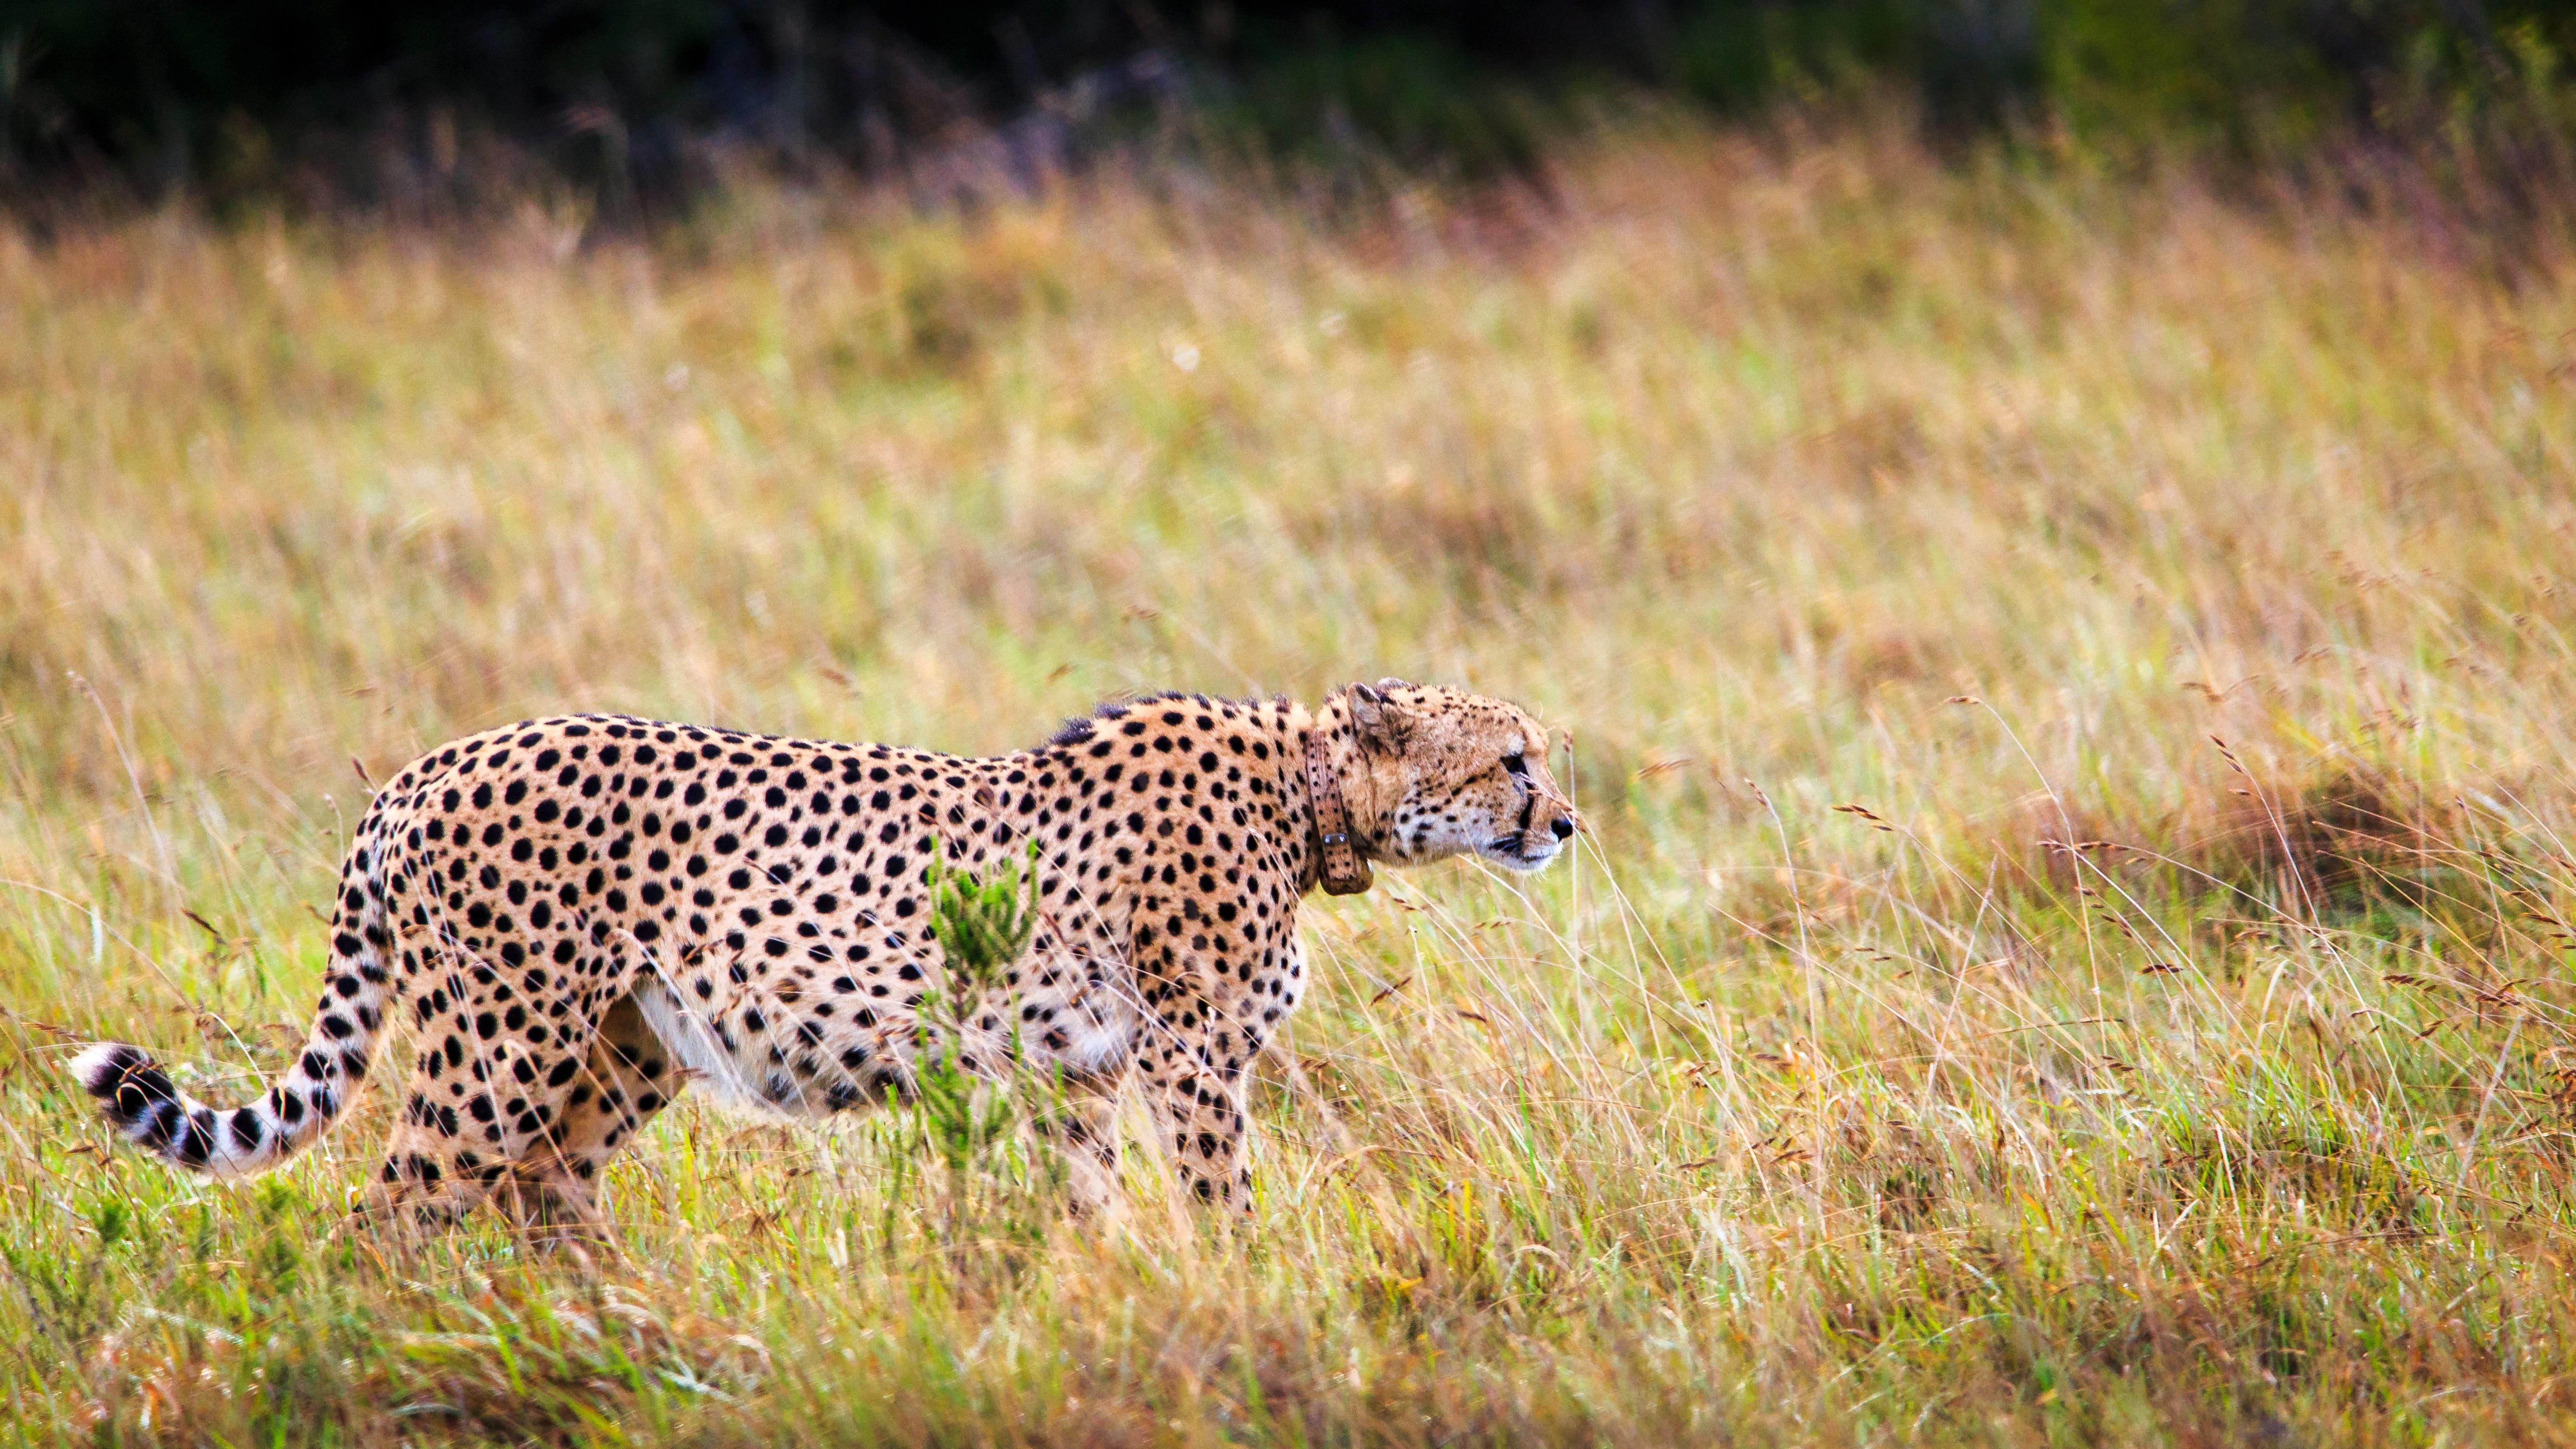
[6,111,2576,1444]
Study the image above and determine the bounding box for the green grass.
[4,111,2576,1443]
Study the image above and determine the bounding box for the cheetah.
[69,680,1578,1230]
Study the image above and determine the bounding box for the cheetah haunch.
[70,680,1577,1230]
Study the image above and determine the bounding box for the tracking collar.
[1302,729,1373,896]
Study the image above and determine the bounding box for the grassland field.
[5,107,2576,1445]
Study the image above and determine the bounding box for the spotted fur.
[68,680,1575,1230]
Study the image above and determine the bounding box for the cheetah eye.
[1501,753,1529,778]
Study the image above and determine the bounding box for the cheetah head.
[1337,679,1580,873]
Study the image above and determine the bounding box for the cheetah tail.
[65,822,397,1181]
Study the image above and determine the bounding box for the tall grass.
[5,110,2576,1444]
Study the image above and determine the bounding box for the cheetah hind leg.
[503,992,683,1244]
[354,1043,515,1237]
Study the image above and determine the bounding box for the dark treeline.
[4,1,2572,207]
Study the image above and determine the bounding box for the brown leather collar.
[1303,729,1373,896]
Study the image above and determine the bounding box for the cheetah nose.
[1549,816,1575,841]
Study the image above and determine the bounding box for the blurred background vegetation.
[5,0,2574,211]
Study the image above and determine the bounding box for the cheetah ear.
[1348,682,1414,754]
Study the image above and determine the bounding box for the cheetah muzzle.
[67,680,1578,1230]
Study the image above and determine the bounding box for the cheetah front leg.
[1125,922,1278,1215]
[1134,1025,1258,1215]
